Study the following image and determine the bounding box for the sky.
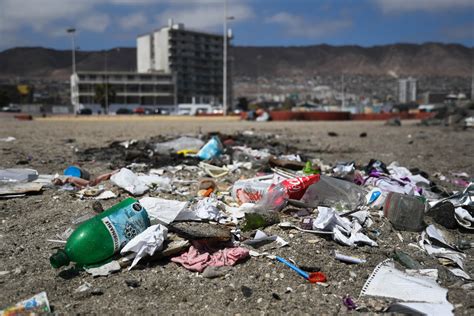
[0,0,473,51]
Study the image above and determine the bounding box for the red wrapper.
[271,174,320,200]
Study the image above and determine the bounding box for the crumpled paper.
[110,168,172,195]
[312,207,377,247]
[243,230,289,248]
[120,224,168,269]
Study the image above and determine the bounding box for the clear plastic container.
[301,175,368,211]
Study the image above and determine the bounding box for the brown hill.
[0,43,472,80]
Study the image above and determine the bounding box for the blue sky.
[0,0,472,51]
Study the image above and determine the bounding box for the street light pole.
[105,50,108,114]
[67,28,76,74]
[67,28,77,114]
[223,0,228,116]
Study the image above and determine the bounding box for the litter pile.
[1,132,473,314]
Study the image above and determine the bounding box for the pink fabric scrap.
[171,240,249,273]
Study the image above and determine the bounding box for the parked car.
[116,108,133,115]
[1,106,21,113]
[133,107,145,115]
[77,108,92,115]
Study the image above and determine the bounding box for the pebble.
[91,288,104,296]
[125,279,140,288]
[257,298,262,304]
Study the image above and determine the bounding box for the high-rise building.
[398,77,417,103]
[137,20,232,105]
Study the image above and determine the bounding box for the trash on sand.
[254,174,319,212]
[85,260,122,277]
[278,221,334,235]
[64,166,90,180]
[308,207,377,247]
[171,240,249,273]
[0,136,16,142]
[110,168,171,195]
[94,190,117,200]
[0,168,38,182]
[192,197,228,222]
[154,136,204,154]
[270,256,327,283]
[301,175,366,211]
[342,295,357,310]
[231,176,272,204]
[333,161,355,177]
[197,136,223,161]
[454,206,474,230]
[0,182,43,198]
[268,156,306,171]
[243,230,289,248]
[419,224,470,279]
[430,182,473,208]
[360,259,453,315]
[139,197,196,224]
[0,292,51,314]
[120,224,168,269]
[169,221,232,241]
[242,212,280,232]
[426,201,458,229]
[199,162,229,178]
[393,250,422,269]
[50,198,150,268]
[334,250,366,264]
[383,192,426,232]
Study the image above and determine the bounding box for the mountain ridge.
[0,43,472,80]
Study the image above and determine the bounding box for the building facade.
[398,77,417,103]
[137,21,232,105]
[71,71,176,113]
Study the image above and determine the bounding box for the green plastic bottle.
[50,198,150,268]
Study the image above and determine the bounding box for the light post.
[223,0,234,116]
[67,28,76,74]
[67,28,77,113]
[104,50,108,114]
[257,55,262,100]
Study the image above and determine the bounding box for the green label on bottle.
[101,201,150,252]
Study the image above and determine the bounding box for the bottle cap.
[50,249,70,268]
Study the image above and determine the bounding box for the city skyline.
[0,0,473,52]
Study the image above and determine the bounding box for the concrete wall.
[154,28,170,72]
[137,35,152,73]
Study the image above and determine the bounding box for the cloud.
[119,12,149,31]
[373,0,473,13]
[156,3,255,31]
[78,14,111,33]
[0,0,94,33]
[266,12,352,39]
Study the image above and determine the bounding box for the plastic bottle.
[253,174,320,212]
[50,198,150,268]
[300,175,368,211]
[232,178,272,204]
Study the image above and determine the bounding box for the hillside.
[0,43,472,80]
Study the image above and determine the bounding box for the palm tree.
[94,84,115,114]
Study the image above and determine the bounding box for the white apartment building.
[398,77,417,103]
[71,71,176,113]
[137,20,232,104]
